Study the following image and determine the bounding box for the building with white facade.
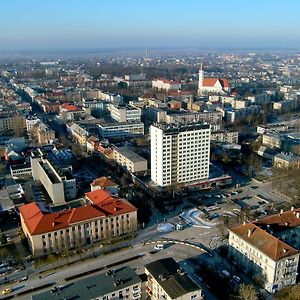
[110,104,141,123]
[98,122,144,139]
[113,146,147,173]
[26,116,41,132]
[150,123,210,187]
[152,78,181,91]
[31,148,76,205]
[229,208,300,294]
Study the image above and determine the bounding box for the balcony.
[132,292,141,299]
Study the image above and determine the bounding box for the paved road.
[1,242,204,300]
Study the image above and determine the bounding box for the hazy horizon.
[1,0,300,52]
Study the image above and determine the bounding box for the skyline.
[1,0,300,51]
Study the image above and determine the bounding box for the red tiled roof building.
[19,190,137,255]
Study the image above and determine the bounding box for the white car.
[233,275,241,283]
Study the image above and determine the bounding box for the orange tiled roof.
[19,190,137,235]
[255,209,300,228]
[60,103,81,111]
[90,177,117,188]
[203,78,229,88]
[231,223,299,261]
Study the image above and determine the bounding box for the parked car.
[233,275,241,283]
[154,244,164,250]
[2,288,11,295]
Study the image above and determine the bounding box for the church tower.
[198,63,204,95]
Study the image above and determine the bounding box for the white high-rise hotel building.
[150,123,211,187]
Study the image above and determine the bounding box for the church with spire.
[198,63,230,95]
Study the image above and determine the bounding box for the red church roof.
[203,78,229,88]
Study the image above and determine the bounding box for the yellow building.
[19,189,137,255]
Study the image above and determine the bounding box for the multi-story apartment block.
[145,258,203,300]
[26,116,41,133]
[19,189,137,255]
[273,153,300,169]
[66,122,89,146]
[150,123,210,187]
[0,113,26,136]
[32,266,142,300]
[113,146,147,173]
[211,130,239,144]
[226,105,261,124]
[31,148,76,205]
[98,121,144,139]
[110,104,141,123]
[32,122,56,145]
[229,208,300,294]
[262,133,282,149]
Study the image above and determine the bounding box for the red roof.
[91,177,117,188]
[203,78,229,88]
[20,190,137,235]
[60,103,81,111]
[231,223,298,261]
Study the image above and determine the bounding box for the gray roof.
[115,147,147,163]
[145,258,201,299]
[32,266,141,300]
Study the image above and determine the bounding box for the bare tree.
[238,284,258,300]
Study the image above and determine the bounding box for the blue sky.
[1,0,300,50]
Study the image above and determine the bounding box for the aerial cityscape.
[0,1,300,300]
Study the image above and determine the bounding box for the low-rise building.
[19,189,137,255]
[229,209,300,294]
[90,176,119,195]
[211,130,238,144]
[262,133,282,149]
[98,121,144,139]
[273,153,300,169]
[32,266,142,300]
[152,78,181,91]
[59,103,85,121]
[114,147,147,173]
[10,163,32,178]
[145,258,203,300]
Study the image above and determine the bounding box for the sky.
[1,0,300,51]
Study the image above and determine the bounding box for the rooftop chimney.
[297,212,300,219]
[280,209,284,215]
[291,206,294,211]
[248,229,252,237]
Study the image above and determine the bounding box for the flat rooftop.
[32,266,141,300]
[115,146,147,163]
[152,122,210,134]
[145,258,201,299]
